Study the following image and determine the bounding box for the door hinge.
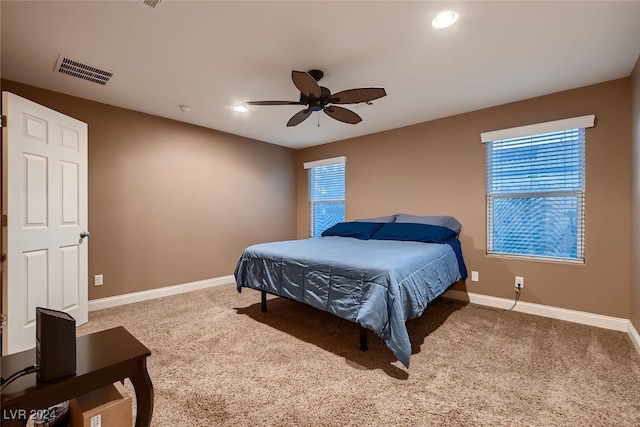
[1,214,6,227]
[0,314,6,330]
[0,115,6,128]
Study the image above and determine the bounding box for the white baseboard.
[88,275,235,312]
[443,290,630,332]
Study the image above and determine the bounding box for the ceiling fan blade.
[245,101,303,106]
[324,106,362,124]
[330,87,387,104]
[292,71,321,98]
[287,109,312,127]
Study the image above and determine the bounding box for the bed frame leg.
[359,326,368,351]
[261,290,267,313]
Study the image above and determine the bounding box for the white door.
[2,92,88,355]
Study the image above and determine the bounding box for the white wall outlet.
[471,271,479,282]
[94,274,104,286]
[515,276,524,289]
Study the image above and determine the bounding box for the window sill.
[486,253,585,265]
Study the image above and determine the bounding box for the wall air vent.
[141,0,161,8]
[55,57,114,86]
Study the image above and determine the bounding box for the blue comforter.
[235,235,465,367]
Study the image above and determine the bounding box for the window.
[482,115,595,262]
[304,156,346,237]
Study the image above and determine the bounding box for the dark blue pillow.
[371,222,458,243]
[321,221,386,240]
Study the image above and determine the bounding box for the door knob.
[80,231,92,239]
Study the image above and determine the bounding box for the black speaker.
[36,307,76,382]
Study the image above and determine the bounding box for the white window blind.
[305,157,346,237]
[484,116,594,262]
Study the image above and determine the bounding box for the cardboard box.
[69,382,132,427]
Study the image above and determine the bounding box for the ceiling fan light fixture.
[234,105,248,113]
[432,10,459,29]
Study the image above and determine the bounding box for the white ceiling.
[2,1,640,149]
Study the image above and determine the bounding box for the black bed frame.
[260,290,369,351]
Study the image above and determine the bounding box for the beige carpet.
[77,284,640,426]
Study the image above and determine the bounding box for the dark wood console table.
[1,326,153,427]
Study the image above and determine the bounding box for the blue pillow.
[371,222,458,243]
[321,221,385,240]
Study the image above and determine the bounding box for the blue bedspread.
[234,236,465,367]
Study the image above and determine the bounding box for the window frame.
[303,156,346,238]
[482,115,595,263]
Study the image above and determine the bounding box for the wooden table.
[1,326,153,427]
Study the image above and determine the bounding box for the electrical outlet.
[94,274,104,287]
[471,271,479,282]
[515,276,524,289]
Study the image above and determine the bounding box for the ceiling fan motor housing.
[301,86,332,111]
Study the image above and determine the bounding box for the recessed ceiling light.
[432,10,459,29]
[179,105,191,112]
[234,105,248,113]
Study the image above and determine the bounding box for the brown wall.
[296,78,632,319]
[1,80,297,300]
[631,57,640,331]
[2,76,635,321]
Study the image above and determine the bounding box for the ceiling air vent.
[141,0,161,8]
[55,57,113,86]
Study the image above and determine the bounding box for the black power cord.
[0,364,39,391]
[508,287,521,311]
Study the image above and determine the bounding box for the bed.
[234,214,467,368]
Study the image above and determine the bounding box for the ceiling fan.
[245,70,387,127]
